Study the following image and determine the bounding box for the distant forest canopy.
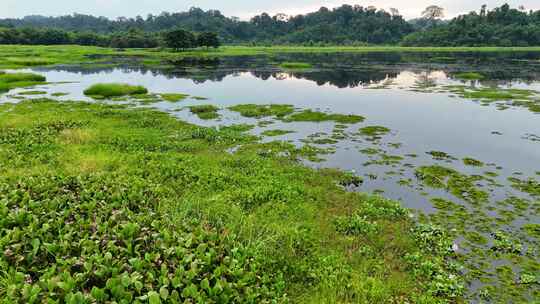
[0,3,539,47]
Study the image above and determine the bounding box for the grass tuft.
[83,83,148,98]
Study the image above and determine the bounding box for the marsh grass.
[0,72,46,93]
[83,83,148,98]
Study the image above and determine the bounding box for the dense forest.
[403,4,540,46]
[0,4,539,47]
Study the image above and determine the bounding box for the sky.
[2,0,540,20]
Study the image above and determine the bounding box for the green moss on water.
[261,129,295,137]
[415,165,488,204]
[522,224,540,239]
[358,126,391,137]
[427,151,456,161]
[484,171,499,178]
[508,176,540,197]
[189,104,220,120]
[228,104,294,118]
[359,147,382,155]
[364,154,403,166]
[286,110,364,124]
[463,157,485,167]
[461,87,536,102]
[83,83,148,98]
[311,138,339,145]
[160,93,190,102]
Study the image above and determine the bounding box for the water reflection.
[38,51,540,89]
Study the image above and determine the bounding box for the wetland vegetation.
[0,45,539,302]
[1,4,540,302]
[0,99,462,303]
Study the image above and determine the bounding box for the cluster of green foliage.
[0,27,219,49]
[0,99,462,303]
[83,83,148,98]
[163,29,220,50]
[403,4,540,46]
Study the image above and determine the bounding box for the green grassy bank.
[1,44,540,69]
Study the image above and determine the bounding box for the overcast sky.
[2,1,540,20]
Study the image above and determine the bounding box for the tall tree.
[197,31,220,48]
[163,28,195,51]
[422,5,445,21]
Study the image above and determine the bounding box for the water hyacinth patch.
[0,99,465,303]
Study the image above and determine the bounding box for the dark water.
[1,52,539,301]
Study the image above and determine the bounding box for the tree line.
[0,5,413,46]
[0,27,220,49]
[0,4,539,48]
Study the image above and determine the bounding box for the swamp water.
[1,52,539,302]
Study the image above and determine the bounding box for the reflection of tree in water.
[36,51,540,89]
[413,70,439,89]
[250,69,399,88]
